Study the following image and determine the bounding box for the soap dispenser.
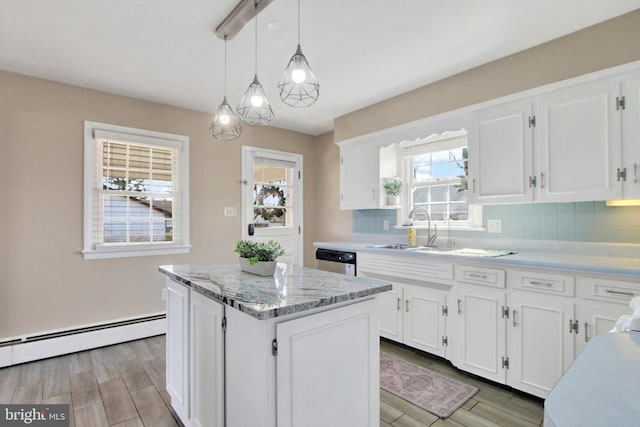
[407,226,417,246]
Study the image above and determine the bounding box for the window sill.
[82,244,191,260]
[394,224,486,232]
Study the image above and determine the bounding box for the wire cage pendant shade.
[210,96,242,140]
[211,37,242,140]
[278,0,318,107]
[278,44,319,107]
[237,74,274,125]
[237,4,274,126]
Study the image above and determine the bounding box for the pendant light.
[277,0,319,107]
[237,3,274,126]
[210,36,242,140]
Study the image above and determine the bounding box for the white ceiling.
[1,1,639,136]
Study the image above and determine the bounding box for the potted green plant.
[383,178,402,206]
[234,240,285,276]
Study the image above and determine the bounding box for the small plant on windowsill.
[234,240,285,276]
[383,179,402,206]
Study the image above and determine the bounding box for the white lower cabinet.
[575,276,640,356]
[166,279,224,427]
[368,276,449,358]
[453,284,506,384]
[166,279,190,423]
[189,291,224,427]
[507,291,575,397]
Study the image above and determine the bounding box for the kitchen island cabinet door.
[507,291,575,398]
[454,285,506,384]
[403,285,448,358]
[276,298,379,427]
[165,279,190,423]
[189,291,224,427]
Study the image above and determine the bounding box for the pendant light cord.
[254,1,258,74]
[224,36,228,95]
[297,0,300,45]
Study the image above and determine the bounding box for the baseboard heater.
[0,313,167,368]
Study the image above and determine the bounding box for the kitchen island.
[159,262,392,427]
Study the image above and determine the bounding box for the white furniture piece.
[351,247,640,399]
[161,262,390,427]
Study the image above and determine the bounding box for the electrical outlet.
[487,219,502,233]
[383,219,389,230]
[224,207,237,217]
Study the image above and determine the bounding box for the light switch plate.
[488,219,502,233]
[224,207,238,217]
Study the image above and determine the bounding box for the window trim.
[83,121,190,260]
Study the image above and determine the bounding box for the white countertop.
[314,241,640,278]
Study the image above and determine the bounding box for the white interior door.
[242,146,303,266]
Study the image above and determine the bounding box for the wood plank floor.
[0,335,544,426]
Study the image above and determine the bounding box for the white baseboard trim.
[1,315,166,368]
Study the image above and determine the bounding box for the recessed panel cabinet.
[469,67,640,204]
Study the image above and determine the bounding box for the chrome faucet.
[408,207,438,246]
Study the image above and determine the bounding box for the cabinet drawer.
[455,265,505,288]
[576,277,640,303]
[508,270,575,296]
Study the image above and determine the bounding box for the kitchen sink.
[368,244,515,257]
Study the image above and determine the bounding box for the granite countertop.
[159,262,392,320]
[544,331,640,427]
[314,241,640,278]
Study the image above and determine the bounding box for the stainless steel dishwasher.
[315,248,356,276]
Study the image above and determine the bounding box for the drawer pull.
[468,272,488,280]
[605,290,635,296]
[530,280,553,287]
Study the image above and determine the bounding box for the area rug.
[380,351,478,419]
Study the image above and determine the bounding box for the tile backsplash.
[353,202,640,244]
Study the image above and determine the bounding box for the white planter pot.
[239,257,277,276]
[386,195,400,206]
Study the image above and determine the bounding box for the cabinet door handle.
[540,172,545,189]
[472,178,477,193]
[530,280,553,287]
[397,298,401,311]
[512,309,517,327]
[569,319,573,333]
[634,163,638,184]
[584,321,589,343]
[605,289,635,296]
[372,188,376,200]
[405,299,410,312]
[457,299,462,315]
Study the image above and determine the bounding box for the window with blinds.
[401,130,470,225]
[99,141,177,244]
[83,121,190,260]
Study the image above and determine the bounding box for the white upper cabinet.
[536,78,622,202]
[338,140,398,210]
[622,73,640,198]
[469,65,640,204]
[469,100,534,204]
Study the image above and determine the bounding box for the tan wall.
[0,71,316,339]
[334,9,640,142]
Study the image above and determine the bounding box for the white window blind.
[83,122,190,260]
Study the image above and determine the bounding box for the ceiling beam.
[215,0,275,40]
